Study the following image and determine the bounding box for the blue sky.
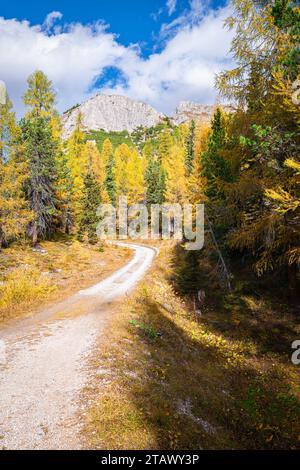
[0,0,234,115]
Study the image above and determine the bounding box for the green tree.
[77,171,102,244]
[202,108,232,198]
[145,158,166,205]
[185,120,195,175]
[21,117,58,245]
[104,153,116,206]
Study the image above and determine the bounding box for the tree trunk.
[0,226,3,250]
[32,221,38,246]
[288,263,300,304]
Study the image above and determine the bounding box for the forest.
[0,0,299,450]
[1,1,299,301]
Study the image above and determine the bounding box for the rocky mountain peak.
[61,94,164,139]
[61,94,234,138]
[172,101,234,125]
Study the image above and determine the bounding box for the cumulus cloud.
[0,3,234,116]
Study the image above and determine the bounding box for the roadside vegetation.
[84,242,300,450]
[0,237,130,323]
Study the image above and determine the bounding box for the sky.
[0,0,235,116]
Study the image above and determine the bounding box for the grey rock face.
[61,94,164,139]
[172,101,235,125]
[61,94,235,139]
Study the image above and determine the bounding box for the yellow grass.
[0,237,131,323]
[0,266,56,320]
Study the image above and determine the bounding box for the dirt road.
[0,243,156,450]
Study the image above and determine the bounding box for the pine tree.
[77,170,102,244]
[21,71,58,245]
[145,158,166,205]
[201,108,232,198]
[185,120,195,175]
[104,152,116,205]
[188,123,210,205]
[176,250,202,297]
[21,117,58,244]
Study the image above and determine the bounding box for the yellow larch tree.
[66,113,88,220]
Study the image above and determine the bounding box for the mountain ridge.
[61,93,233,138]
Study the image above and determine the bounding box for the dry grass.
[84,241,300,450]
[0,266,56,317]
[0,237,131,323]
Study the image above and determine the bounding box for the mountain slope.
[61,94,234,138]
[61,94,164,139]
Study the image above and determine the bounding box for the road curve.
[0,243,157,450]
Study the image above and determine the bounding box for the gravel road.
[0,243,156,449]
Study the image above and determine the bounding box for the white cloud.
[43,11,63,33]
[0,4,234,117]
[167,0,177,15]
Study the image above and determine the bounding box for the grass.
[85,129,134,151]
[0,236,131,323]
[0,266,56,317]
[84,241,300,450]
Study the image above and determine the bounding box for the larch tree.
[51,114,74,234]
[66,113,88,220]
[157,128,173,165]
[23,70,55,119]
[0,93,32,248]
[114,143,144,204]
[214,0,300,299]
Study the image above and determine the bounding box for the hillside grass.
[84,241,300,450]
[85,129,134,151]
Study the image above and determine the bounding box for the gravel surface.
[0,243,156,449]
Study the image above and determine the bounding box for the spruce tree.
[176,250,202,297]
[22,71,58,245]
[185,120,195,175]
[201,108,232,197]
[77,171,102,244]
[104,153,116,205]
[21,117,58,244]
[145,158,166,205]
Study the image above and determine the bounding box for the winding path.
[0,243,157,450]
